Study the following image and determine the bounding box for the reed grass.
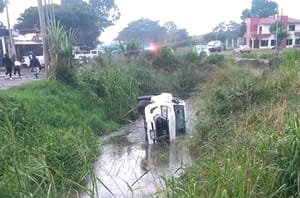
[161,50,300,198]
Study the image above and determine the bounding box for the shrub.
[152,47,179,71]
[172,64,203,98]
[204,53,224,65]
[282,50,300,67]
[78,64,140,123]
[204,66,273,117]
[240,52,257,59]
[183,50,198,62]
[125,39,141,56]
[259,52,274,59]
[55,65,78,87]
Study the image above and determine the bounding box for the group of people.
[2,52,42,80]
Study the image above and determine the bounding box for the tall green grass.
[0,77,144,197]
[0,46,217,197]
[161,50,300,197]
[0,81,101,197]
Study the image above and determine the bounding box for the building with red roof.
[245,15,300,49]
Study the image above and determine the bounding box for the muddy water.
[82,99,198,198]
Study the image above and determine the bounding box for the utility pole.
[275,13,279,53]
[5,0,16,57]
[37,0,50,78]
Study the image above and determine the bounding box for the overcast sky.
[0,0,299,42]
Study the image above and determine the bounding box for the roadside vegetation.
[161,50,300,197]
[0,45,210,197]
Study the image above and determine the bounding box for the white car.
[207,40,223,52]
[233,45,251,53]
[88,49,105,58]
[193,45,210,56]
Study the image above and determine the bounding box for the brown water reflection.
[82,99,197,198]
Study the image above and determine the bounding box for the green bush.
[152,47,179,71]
[172,64,204,98]
[204,53,224,65]
[259,52,274,59]
[204,66,274,117]
[55,65,78,87]
[183,50,198,62]
[282,50,300,67]
[240,52,257,59]
[78,64,140,123]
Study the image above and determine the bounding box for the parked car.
[193,45,210,56]
[87,49,105,58]
[233,45,251,53]
[207,40,223,52]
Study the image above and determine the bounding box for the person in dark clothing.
[30,55,41,78]
[2,53,13,79]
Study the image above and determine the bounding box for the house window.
[295,38,300,45]
[286,39,293,46]
[288,25,295,31]
[271,40,276,46]
[260,40,269,47]
[259,26,262,34]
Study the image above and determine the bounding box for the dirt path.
[0,67,46,90]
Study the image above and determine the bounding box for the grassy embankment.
[0,47,210,197]
[162,50,300,197]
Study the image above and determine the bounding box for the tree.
[14,7,40,30]
[269,21,289,50]
[163,21,189,47]
[164,21,177,33]
[251,0,278,17]
[241,0,278,20]
[14,0,119,46]
[55,2,100,46]
[89,0,120,30]
[116,18,166,44]
[203,21,243,44]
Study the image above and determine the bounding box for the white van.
[207,40,223,52]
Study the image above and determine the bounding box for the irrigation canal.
[82,98,198,198]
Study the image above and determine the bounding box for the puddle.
[82,99,198,198]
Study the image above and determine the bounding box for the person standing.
[2,53,13,80]
[13,59,22,78]
[30,55,41,78]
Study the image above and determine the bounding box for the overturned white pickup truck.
[138,93,186,144]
